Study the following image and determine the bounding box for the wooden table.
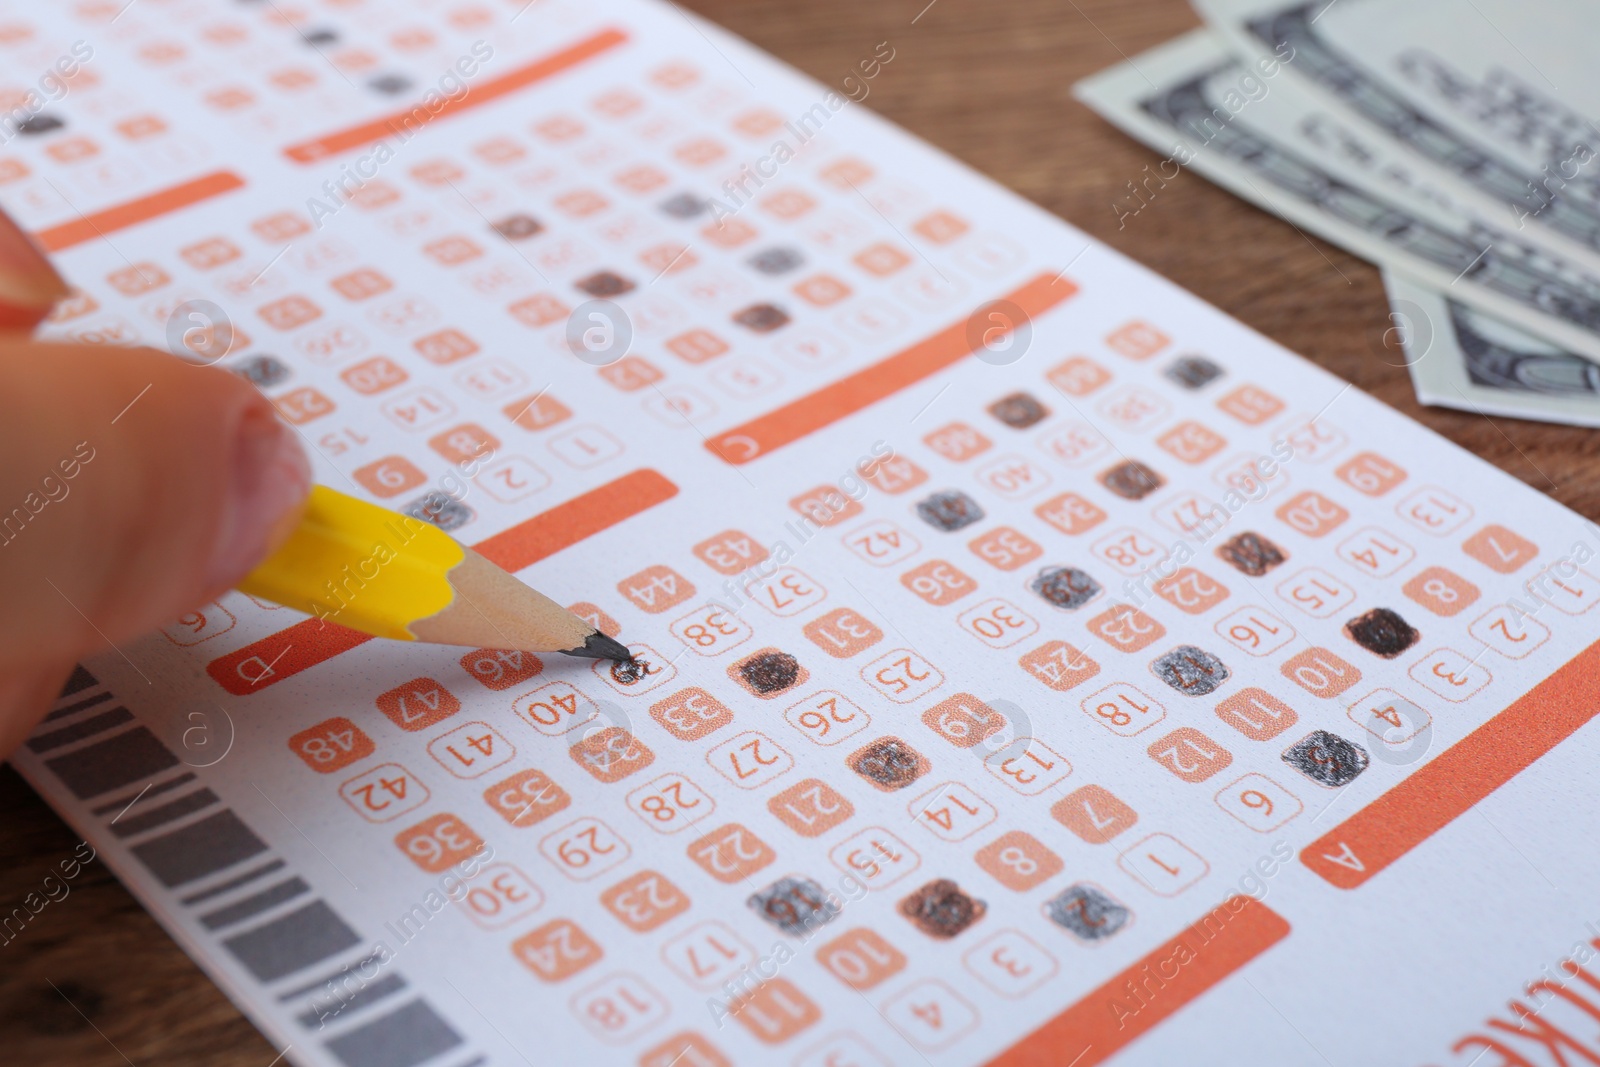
[3,0,1590,1062]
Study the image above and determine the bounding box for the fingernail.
[0,207,68,330]
[206,406,313,590]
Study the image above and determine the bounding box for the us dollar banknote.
[1384,268,1600,428]
[1073,29,1600,363]
[1195,0,1600,276]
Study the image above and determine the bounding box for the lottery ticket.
[7,3,1600,1066]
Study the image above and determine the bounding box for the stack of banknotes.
[1075,0,1600,428]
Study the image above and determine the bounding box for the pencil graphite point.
[559,631,634,664]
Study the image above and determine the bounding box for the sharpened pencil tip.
[558,631,634,663]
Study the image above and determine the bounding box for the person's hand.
[0,211,312,756]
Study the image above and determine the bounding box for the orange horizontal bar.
[1302,636,1600,889]
[989,896,1289,1066]
[283,28,629,163]
[705,272,1078,465]
[35,171,246,252]
[474,467,678,572]
[207,469,677,694]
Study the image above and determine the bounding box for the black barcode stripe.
[323,1000,463,1067]
[111,788,221,839]
[295,973,408,1029]
[277,950,388,1003]
[57,664,98,697]
[44,727,180,800]
[200,877,310,931]
[179,858,287,906]
[131,809,268,888]
[46,689,114,721]
[91,772,198,816]
[28,707,135,753]
[221,900,362,983]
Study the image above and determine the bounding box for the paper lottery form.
[9,2,1600,1065]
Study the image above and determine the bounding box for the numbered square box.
[1275,490,1349,538]
[1117,834,1208,897]
[376,677,461,732]
[782,690,870,748]
[457,863,544,930]
[1019,640,1101,692]
[1215,605,1295,657]
[769,778,854,838]
[1276,568,1355,619]
[660,921,757,990]
[1051,785,1138,844]
[1336,526,1416,578]
[804,608,884,658]
[1156,421,1228,465]
[651,687,735,742]
[162,603,237,646]
[475,455,551,502]
[570,727,655,783]
[985,737,1070,796]
[512,919,603,983]
[395,813,484,873]
[881,979,979,1053]
[1080,683,1166,738]
[1087,604,1167,654]
[599,870,691,933]
[1409,648,1492,703]
[1281,648,1363,700]
[1090,528,1166,576]
[976,455,1053,500]
[1398,482,1476,534]
[974,831,1062,891]
[483,767,572,828]
[459,648,543,691]
[958,598,1039,649]
[727,977,821,1045]
[900,559,978,605]
[1034,491,1107,536]
[842,519,920,566]
[1035,421,1111,469]
[1153,567,1230,615]
[1214,774,1303,833]
[1152,492,1228,538]
[1469,605,1550,659]
[968,526,1044,572]
[692,529,769,575]
[547,425,624,469]
[1462,524,1539,574]
[816,928,907,991]
[570,972,668,1044]
[829,827,921,890]
[1147,728,1233,783]
[746,567,827,616]
[688,823,777,883]
[1044,883,1133,942]
[1215,687,1299,742]
[860,648,944,704]
[540,817,631,882]
[1046,355,1111,397]
[908,782,998,842]
[962,929,1058,998]
[1527,564,1600,614]
[515,681,600,736]
[1335,452,1406,496]
[707,731,794,789]
[922,693,1005,749]
[1282,730,1370,787]
[627,772,716,835]
[924,422,991,462]
[617,564,696,614]
[339,763,428,823]
[849,736,931,793]
[1346,688,1431,745]
[427,721,515,779]
[1403,566,1480,617]
[288,716,374,774]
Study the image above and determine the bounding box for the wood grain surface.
[3,0,1593,1063]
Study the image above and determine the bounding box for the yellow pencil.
[238,485,633,662]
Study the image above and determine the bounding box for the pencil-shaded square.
[16,114,63,135]
[659,193,708,218]
[1283,729,1369,787]
[848,736,929,792]
[1029,566,1101,611]
[575,270,634,298]
[748,876,839,936]
[1099,459,1164,501]
[231,354,292,389]
[1044,884,1130,941]
[987,392,1049,429]
[747,247,804,274]
[403,492,472,531]
[733,649,802,695]
[1217,531,1287,576]
[491,214,544,240]
[1344,607,1419,658]
[899,879,985,939]
[222,899,362,982]
[324,999,463,1067]
[1164,355,1224,390]
[915,489,984,531]
[732,303,790,333]
[366,74,412,95]
[1151,645,1231,696]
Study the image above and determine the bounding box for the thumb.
[0,339,311,749]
